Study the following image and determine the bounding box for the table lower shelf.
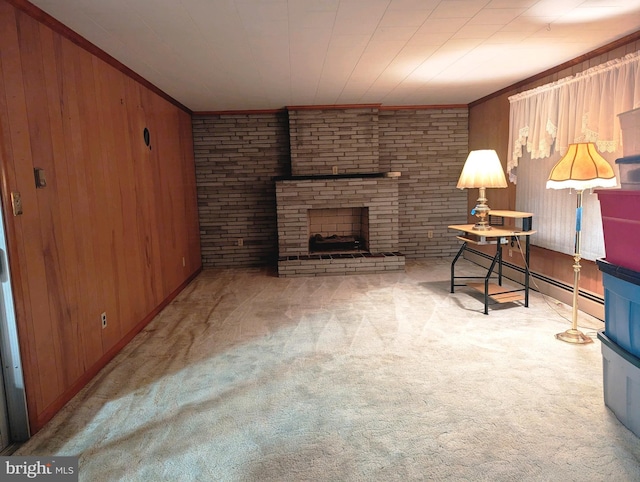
[466,282,525,304]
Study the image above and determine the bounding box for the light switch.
[34,168,47,188]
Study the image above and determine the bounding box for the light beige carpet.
[15,259,640,481]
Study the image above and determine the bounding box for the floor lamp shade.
[546,142,617,189]
[546,142,617,344]
[457,149,508,230]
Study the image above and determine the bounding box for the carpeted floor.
[15,259,640,481]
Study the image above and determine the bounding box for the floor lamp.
[546,143,617,344]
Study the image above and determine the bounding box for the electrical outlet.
[332,166,338,175]
[101,312,107,329]
[427,230,433,239]
[237,238,243,247]
[508,248,513,257]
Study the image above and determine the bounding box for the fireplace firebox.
[308,207,369,253]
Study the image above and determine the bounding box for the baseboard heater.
[464,247,604,306]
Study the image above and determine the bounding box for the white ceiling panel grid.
[24,0,640,111]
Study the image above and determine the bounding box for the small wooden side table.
[449,211,535,315]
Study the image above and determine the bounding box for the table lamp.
[546,142,617,344]
[457,149,508,230]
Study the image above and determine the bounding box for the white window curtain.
[508,51,640,182]
[508,51,640,261]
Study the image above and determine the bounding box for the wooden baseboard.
[32,266,202,433]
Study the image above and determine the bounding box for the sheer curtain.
[508,51,640,182]
[508,51,640,261]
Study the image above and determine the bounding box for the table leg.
[450,242,467,293]
[524,235,530,307]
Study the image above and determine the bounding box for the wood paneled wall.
[0,0,201,433]
[469,36,640,302]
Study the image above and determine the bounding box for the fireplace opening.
[308,207,369,254]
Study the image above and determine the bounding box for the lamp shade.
[457,150,508,189]
[546,142,617,190]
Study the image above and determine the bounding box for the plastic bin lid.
[618,107,640,115]
[597,330,640,368]
[597,258,640,286]
[616,154,640,164]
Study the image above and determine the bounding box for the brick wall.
[193,107,469,268]
[289,107,379,176]
[379,108,469,258]
[192,112,290,267]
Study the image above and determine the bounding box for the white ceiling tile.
[386,0,441,10]
[501,16,558,32]
[371,26,421,42]
[430,0,489,19]
[25,0,640,110]
[414,17,470,35]
[347,40,409,83]
[486,29,538,44]
[522,0,584,17]
[485,0,538,7]
[288,0,340,13]
[379,9,434,27]
[358,45,442,101]
[406,39,485,83]
[332,0,389,35]
[557,4,640,24]
[452,24,503,39]
[468,8,528,25]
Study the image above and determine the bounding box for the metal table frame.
[449,211,534,315]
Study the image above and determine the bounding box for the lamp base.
[472,222,492,231]
[555,328,593,344]
[471,187,492,230]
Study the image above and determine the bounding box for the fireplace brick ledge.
[273,171,400,181]
[277,252,405,277]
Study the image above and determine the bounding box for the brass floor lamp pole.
[555,189,593,344]
[546,142,616,344]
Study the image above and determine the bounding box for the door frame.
[0,204,30,444]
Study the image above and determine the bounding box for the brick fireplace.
[276,106,404,277]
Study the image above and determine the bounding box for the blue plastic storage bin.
[597,331,640,438]
[597,259,640,358]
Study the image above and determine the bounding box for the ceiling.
[28,0,640,112]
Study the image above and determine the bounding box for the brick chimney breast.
[276,105,404,277]
[288,106,379,176]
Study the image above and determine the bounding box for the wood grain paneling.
[469,37,640,308]
[0,0,201,433]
